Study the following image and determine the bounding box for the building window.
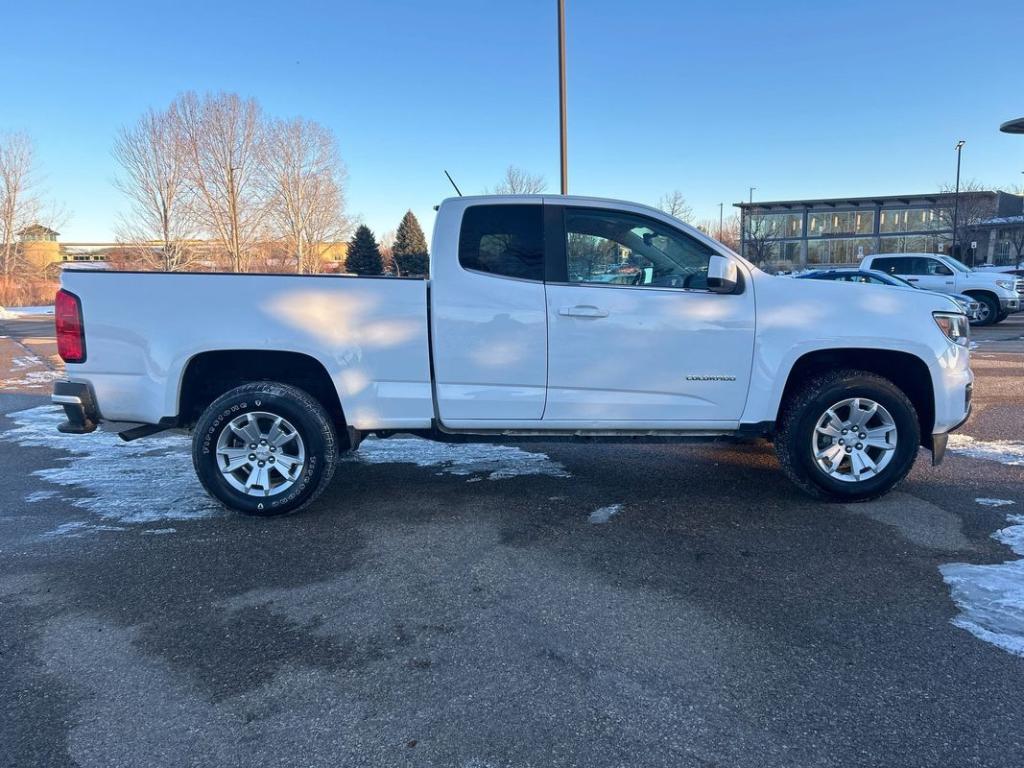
[745,213,803,239]
[806,237,875,264]
[878,234,944,254]
[879,208,942,234]
[808,211,874,236]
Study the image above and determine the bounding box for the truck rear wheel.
[192,382,337,516]
[775,370,920,502]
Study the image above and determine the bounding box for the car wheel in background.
[776,369,920,502]
[970,294,999,326]
[192,382,337,516]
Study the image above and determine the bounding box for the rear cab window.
[458,205,544,281]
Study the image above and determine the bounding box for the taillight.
[55,289,86,363]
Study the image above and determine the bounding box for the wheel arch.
[776,348,935,446]
[177,349,348,445]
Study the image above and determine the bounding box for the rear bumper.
[52,380,99,434]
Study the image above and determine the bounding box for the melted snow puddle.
[588,503,623,524]
[40,521,128,539]
[948,435,1024,466]
[941,515,1024,658]
[2,406,221,525]
[350,436,570,480]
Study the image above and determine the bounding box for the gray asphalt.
[1,317,1023,767]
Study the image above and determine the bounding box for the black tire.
[993,311,1009,324]
[971,294,1000,326]
[775,369,920,502]
[192,382,337,516]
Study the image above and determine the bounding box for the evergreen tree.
[345,225,383,275]
[392,210,429,276]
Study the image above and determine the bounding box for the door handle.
[906,278,919,282]
[559,305,609,318]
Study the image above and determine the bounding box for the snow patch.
[40,521,128,539]
[976,498,1016,508]
[588,503,623,524]
[351,436,569,480]
[1,406,222,524]
[142,528,177,535]
[0,351,60,390]
[25,489,59,503]
[948,435,1024,466]
[941,514,1024,658]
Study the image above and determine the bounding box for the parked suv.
[860,253,1022,325]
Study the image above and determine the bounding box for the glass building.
[736,191,1024,269]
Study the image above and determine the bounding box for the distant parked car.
[860,253,1022,326]
[797,268,983,322]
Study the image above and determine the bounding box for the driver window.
[564,208,716,290]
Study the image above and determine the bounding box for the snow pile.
[976,498,1016,508]
[941,515,1024,658]
[352,436,569,480]
[1,405,221,525]
[948,435,1024,466]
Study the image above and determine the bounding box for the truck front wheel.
[192,382,338,516]
[775,370,920,502]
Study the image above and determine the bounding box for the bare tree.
[113,106,198,271]
[263,118,350,274]
[935,180,995,264]
[0,132,43,277]
[177,91,268,272]
[490,165,547,195]
[742,207,777,265]
[693,213,741,251]
[657,190,694,223]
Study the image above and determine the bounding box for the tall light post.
[718,202,724,240]
[952,140,965,262]
[749,186,757,204]
[557,0,568,195]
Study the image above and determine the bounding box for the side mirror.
[707,254,739,294]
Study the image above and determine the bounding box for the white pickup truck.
[52,196,974,515]
[861,252,1022,325]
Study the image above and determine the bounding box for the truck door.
[543,204,755,424]
[430,201,548,422]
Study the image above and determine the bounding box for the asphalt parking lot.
[1,312,1022,767]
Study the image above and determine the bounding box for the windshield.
[939,255,972,274]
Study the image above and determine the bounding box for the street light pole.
[718,202,724,240]
[952,140,965,262]
[749,186,756,204]
[557,0,568,195]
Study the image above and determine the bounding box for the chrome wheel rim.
[811,397,897,483]
[215,411,306,497]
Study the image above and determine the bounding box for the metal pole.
[718,203,724,240]
[952,140,964,261]
[749,186,756,204]
[557,0,568,195]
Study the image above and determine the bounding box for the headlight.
[995,279,1013,290]
[933,312,970,346]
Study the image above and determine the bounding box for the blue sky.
[2,0,1022,241]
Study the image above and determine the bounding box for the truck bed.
[60,271,434,429]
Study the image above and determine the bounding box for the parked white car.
[52,196,973,514]
[860,253,1022,325]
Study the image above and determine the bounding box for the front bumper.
[999,296,1020,313]
[52,380,99,434]
[931,381,972,466]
